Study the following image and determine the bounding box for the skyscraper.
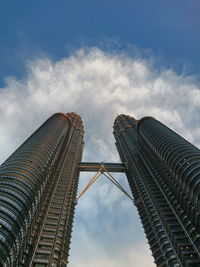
[114,115,200,267]
[0,112,84,266]
[1,112,200,267]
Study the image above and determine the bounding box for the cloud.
[0,46,200,266]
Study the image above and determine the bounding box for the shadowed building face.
[114,114,200,267]
[0,112,84,266]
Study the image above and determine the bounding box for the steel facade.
[0,113,84,266]
[114,114,200,267]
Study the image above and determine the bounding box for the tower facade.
[0,112,84,266]
[114,115,200,267]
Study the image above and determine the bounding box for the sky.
[0,1,200,266]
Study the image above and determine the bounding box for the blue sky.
[0,1,200,266]
[0,0,200,86]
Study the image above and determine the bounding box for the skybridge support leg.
[77,162,134,203]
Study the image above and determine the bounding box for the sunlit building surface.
[0,113,84,266]
[114,115,200,267]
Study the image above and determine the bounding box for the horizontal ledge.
[78,162,127,173]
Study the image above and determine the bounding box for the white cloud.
[0,47,200,266]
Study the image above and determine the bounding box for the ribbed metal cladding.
[0,112,84,267]
[137,117,200,227]
[113,114,200,267]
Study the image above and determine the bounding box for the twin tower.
[0,112,200,267]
